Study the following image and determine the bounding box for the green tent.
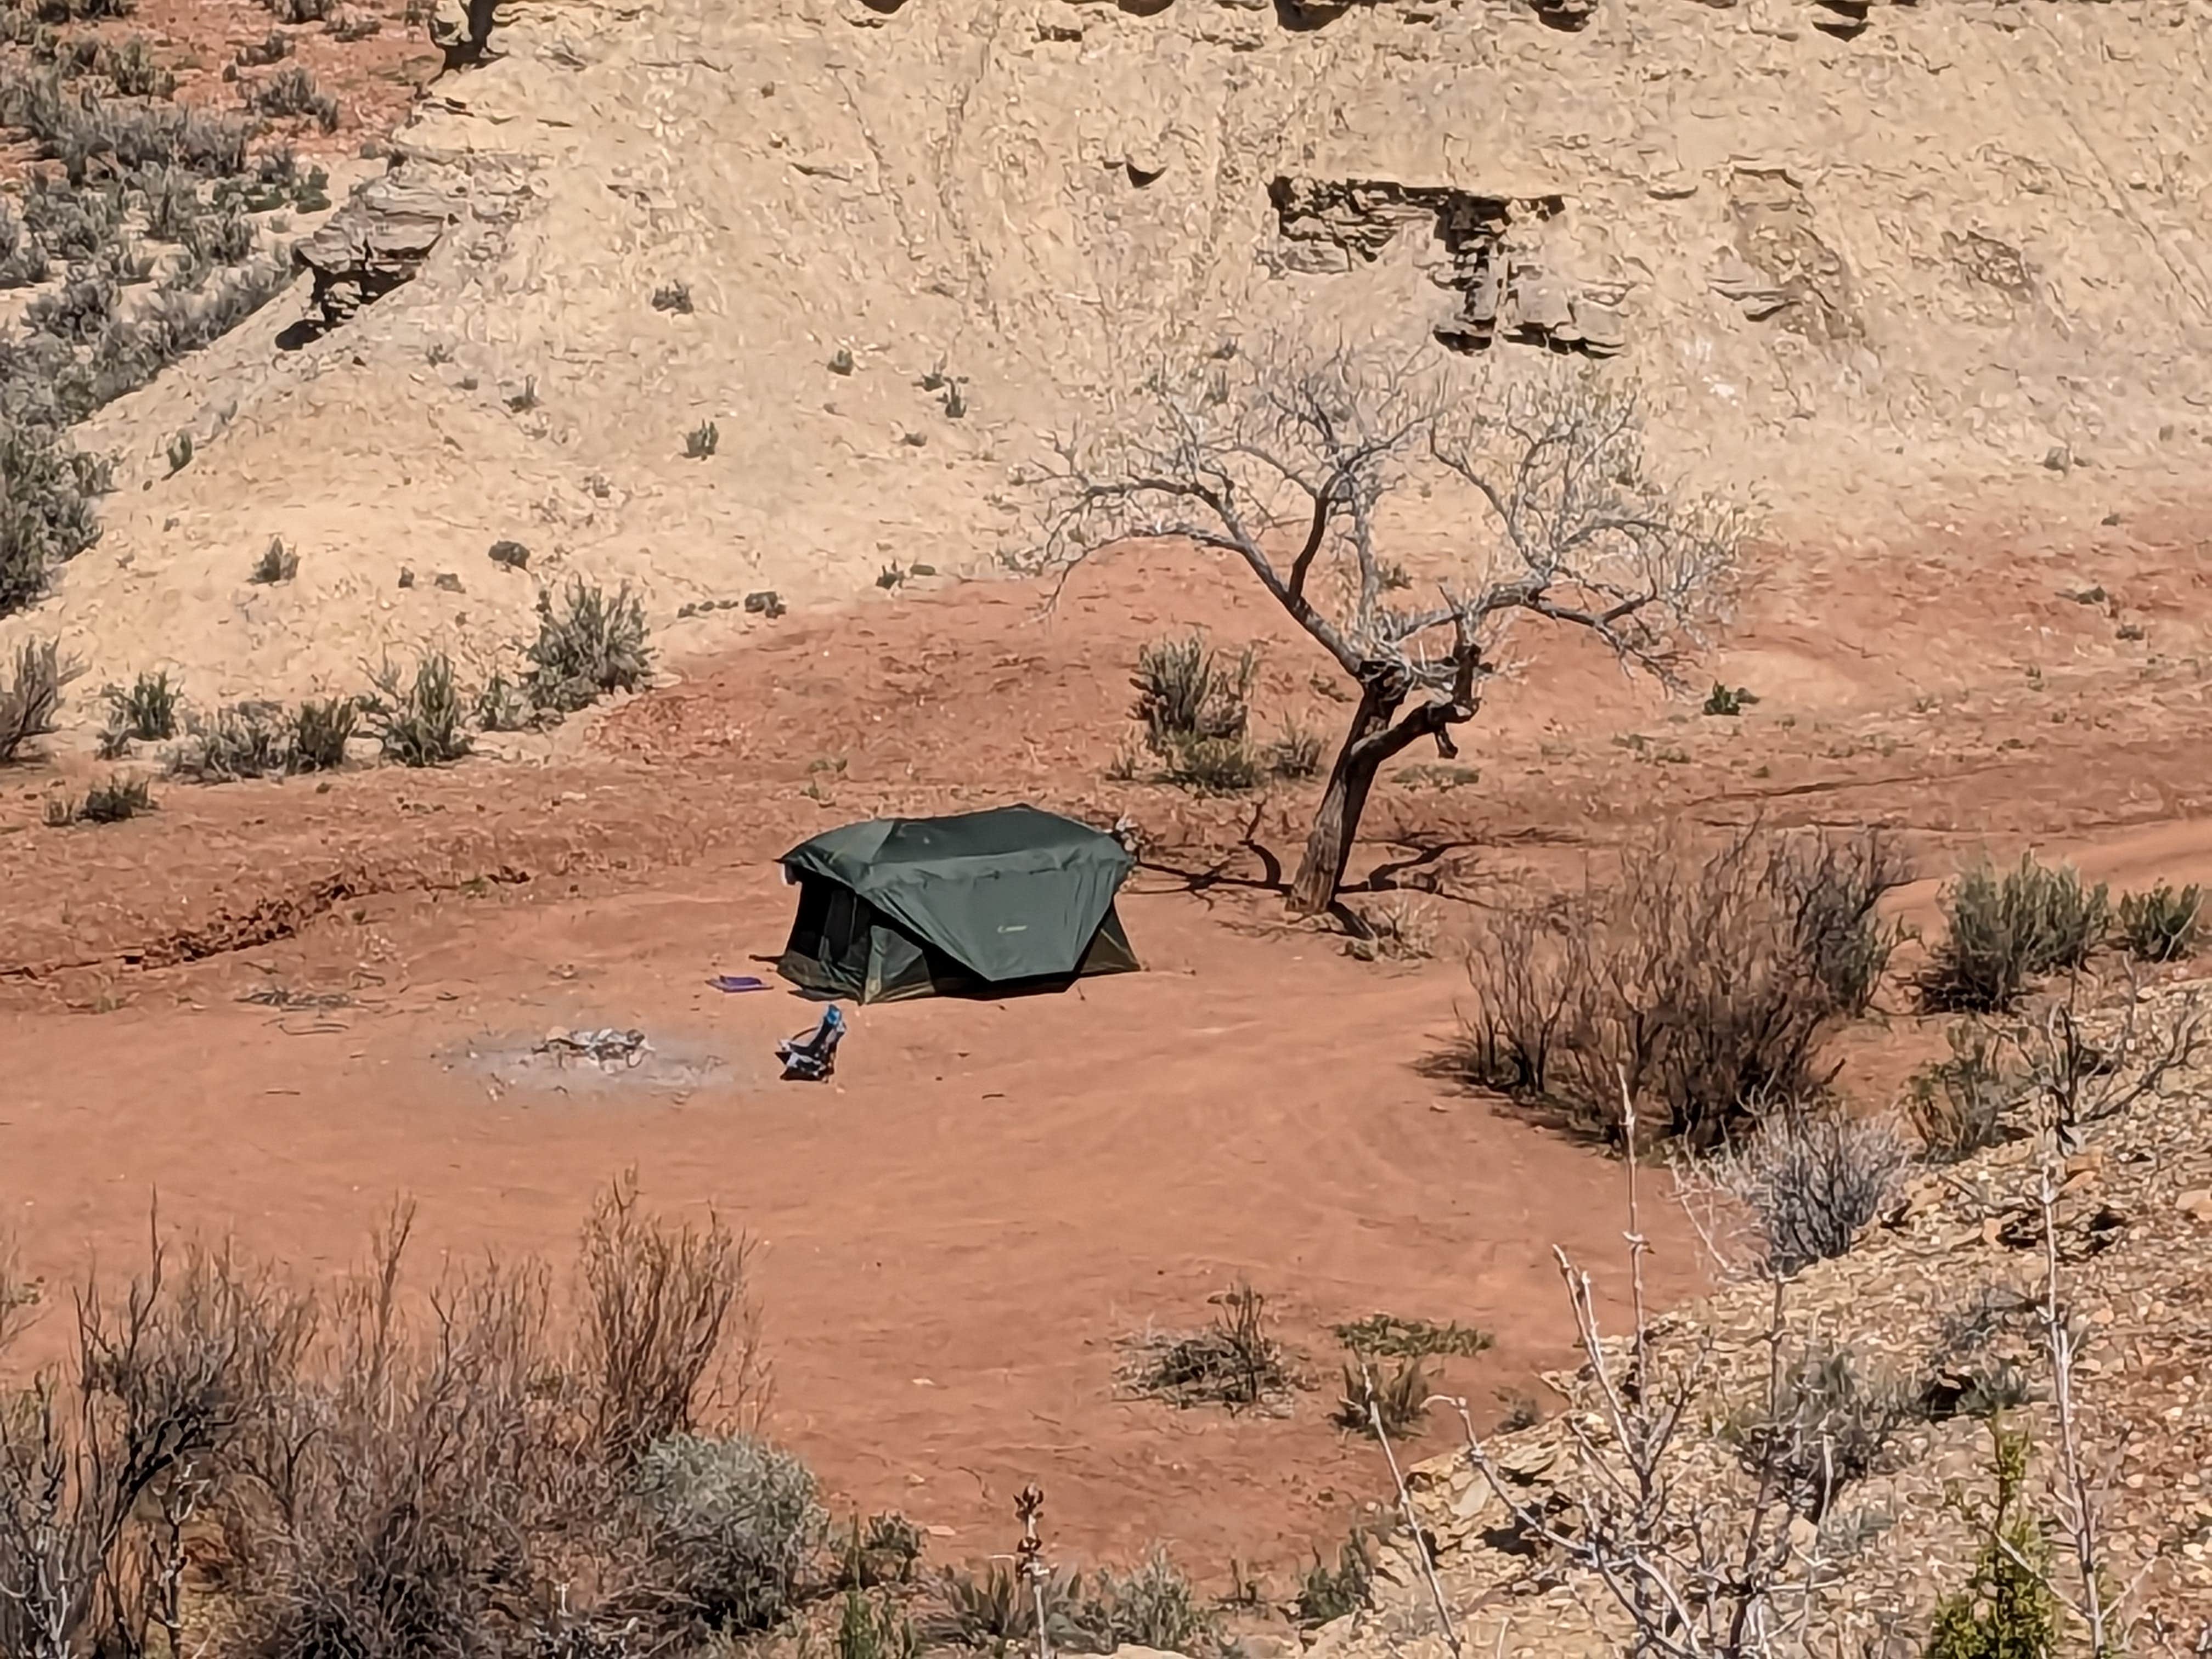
[775,805,1141,1003]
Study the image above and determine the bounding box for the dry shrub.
[2116,881,2201,963]
[1131,633,1261,792]
[289,696,355,771]
[0,1180,776,1659]
[0,637,84,762]
[1330,1356,1429,1439]
[1906,1022,2018,1162]
[104,668,179,741]
[578,1170,753,1466]
[1075,1548,1215,1654]
[1340,892,1437,962]
[166,700,289,781]
[1450,828,1910,1145]
[1719,1338,1917,1519]
[1120,1283,1294,1410]
[1331,1312,1489,1361]
[0,1224,316,1659]
[1678,1101,1914,1277]
[1295,1529,1373,1626]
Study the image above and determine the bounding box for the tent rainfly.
[774,805,1140,1003]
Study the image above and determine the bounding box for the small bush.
[837,1587,918,1659]
[838,1512,924,1589]
[1295,1531,1372,1627]
[180,205,252,266]
[1121,1283,1294,1411]
[264,0,338,27]
[235,27,291,65]
[1689,1102,1913,1276]
[1159,732,1259,793]
[685,419,719,458]
[0,637,84,763]
[928,1561,1086,1653]
[1923,1425,2061,1659]
[1132,633,1252,752]
[95,36,173,98]
[1723,1339,1916,1519]
[246,65,338,130]
[1332,1313,1491,1361]
[359,651,470,766]
[1340,893,1437,962]
[1331,1357,1429,1439]
[2117,881,2201,963]
[103,667,178,740]
[1905,1023,2018,1162]
[472,670,532,731]
[249,535,298,583]
[522,578,652,713]
[1076,1549,1215,1654]
[579,1172,749,1467]
[636,1433,825,1633]
[1922,855,2110,1012]
[49,771,154,824]
[1,422,108,616]
[0,197,53,288]
[21,172,123,260]
[652,280,692,314]
[5,78,250,182]
[289,695,354,771]
[1703,681,1759,716]
[26,269,120,343]
[166,700,287,780]
[1266,716,1324,780]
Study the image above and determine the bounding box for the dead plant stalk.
[2004,1161,2145,1655]
[1358,1352,1464,1657]
[1451,1077,1823,1659]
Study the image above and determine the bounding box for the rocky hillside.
[1326,978,2212,1658]
[13,0,2212,703]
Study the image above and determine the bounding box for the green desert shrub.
[635,1432,825,1633]
[1922,855,2109,1012]
[522,578,652,713]
[359,652,470,766]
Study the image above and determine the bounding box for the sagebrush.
[1922,855,2109,1012]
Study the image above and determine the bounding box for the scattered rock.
[744,590,787,618]
[434,572,464,592]
[488,539,530,569]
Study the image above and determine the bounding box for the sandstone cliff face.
[31,0,2212,698]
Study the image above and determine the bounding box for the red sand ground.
[4,484,2212,1579]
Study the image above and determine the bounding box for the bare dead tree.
[1039,342,1744,912]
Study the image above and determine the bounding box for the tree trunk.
[1287,685,1401,915]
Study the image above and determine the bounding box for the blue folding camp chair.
[776,1005,846,1081]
